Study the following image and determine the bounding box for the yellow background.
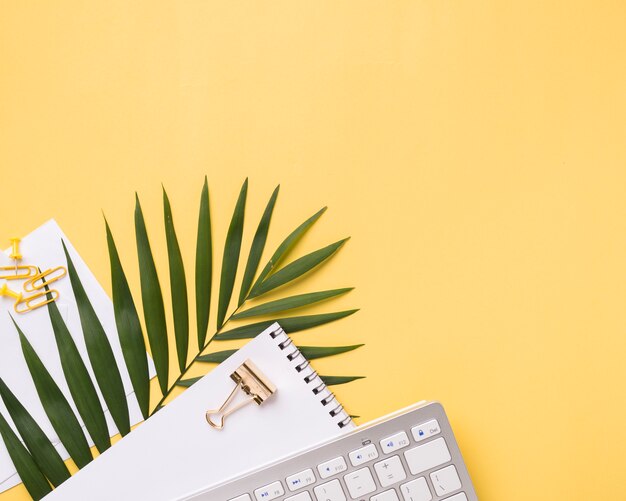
[1,1,625,499]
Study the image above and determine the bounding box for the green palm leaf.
[238,185,279,305]
[196,349,237,363]
[11,317,92,469]
[198,344,362,363]
[216,310,359,340]
[0,378,70,487]
[297,345,363,360]
[46,287,110,453]
[195,177,213,349]
[0,411,51,500]
[217,179,248,329]
[63,241,131,436]
[176,377,202,388]
[135,194,169,394]
[249,238,349,299]
[164,186,190,372]
[321,375,365,386]
[105,219,151,419]
[249,207,327,296]
[0,179,362,495]
[232,288,353,320]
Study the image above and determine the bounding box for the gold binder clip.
[205,359,277,430]
[14,289,60,314]
[0,265,38,280]
[23,266,67,292]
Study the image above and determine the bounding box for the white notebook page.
[44,324,355,501]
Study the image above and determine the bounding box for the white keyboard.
[181,402,477,501]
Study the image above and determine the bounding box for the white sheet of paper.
[0,219,155,492]
[44,324,354,501]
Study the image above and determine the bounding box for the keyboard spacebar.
[404,437,452,475]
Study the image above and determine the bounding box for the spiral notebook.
[44,323,355,501]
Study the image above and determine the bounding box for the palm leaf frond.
[232,288,353,320]
[0,378,69,487]
[297,345,364,360]
[321,375,365,386]
[216,310,359,340]
[163,186,190,372]
[46,286,110,453]
[63,241,130,436]
[11,317,93,468]
[135,195,169,394]
[0,411,52,500]
[249,238,349,299]
[238,185,279,305]
[0,179,361,498]
[196,349,237,363]
[198,345,363,363]
[195,177,213,349]
[105,218,151,419]
[249,206,327,296]
[176,377,202,388]
[217,179,248,329]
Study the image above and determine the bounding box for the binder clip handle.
[205,385,255,430]
[205,359,276,430]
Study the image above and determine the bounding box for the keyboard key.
[374,455,407,488]
[313,479,346,501]
[411,419,441,443]
[380,431,410,454]
[371,490,400,501]
[442,494,467,501]
[254,481,284,501]
[286,469,316,491]
[344,467,376,498]
[285,493,312,501]
[318,456,348,479]
[430,465,462,496]
[349,443,379,466]
[254,482,285,501]
[404,437,451,475]
[400,477,432,501]
[229,496,252,501]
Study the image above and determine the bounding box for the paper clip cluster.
[0,238,67,313]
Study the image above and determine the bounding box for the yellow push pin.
[9,238,22,276]
[0,283,23,303]
[0,283,60,314]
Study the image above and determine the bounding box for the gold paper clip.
[205,359,277,430]
[0,265,38,280]
[14,289,60,314]
[23,266,67,292]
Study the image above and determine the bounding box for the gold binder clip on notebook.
[206,359,277,430]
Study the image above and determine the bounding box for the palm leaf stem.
[149,303,244,415]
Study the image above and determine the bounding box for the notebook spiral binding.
[270,326,353,429]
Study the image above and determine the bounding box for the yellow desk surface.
[1,1,625,499]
